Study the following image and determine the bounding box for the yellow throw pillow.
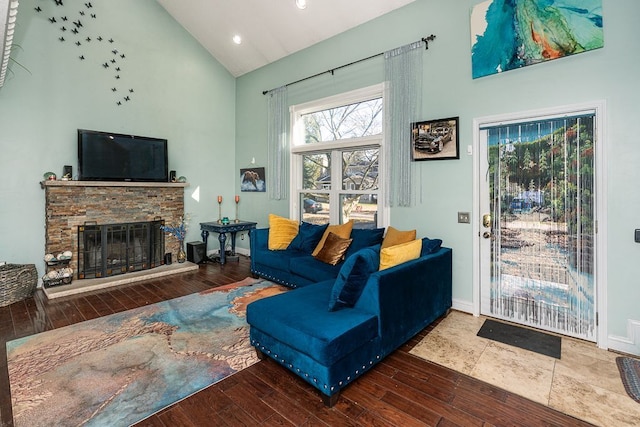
[312,220,354,256]
[381,226,417,249]
[268,214,299,250]
[313,232,353,265]
[379,239,422,270]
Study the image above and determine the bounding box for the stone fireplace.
[42,180,192,296]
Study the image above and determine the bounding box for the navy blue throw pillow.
[288,222,328,254]
[328,247,380,311]
[420,237,443,256]
[345,227,385,259]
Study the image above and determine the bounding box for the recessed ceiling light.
[232,35,242,45]
[296,0,307,10]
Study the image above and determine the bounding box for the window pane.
[303,152,331,190]
[341,194,378,228]
[342,149,379,191]
[302,98,382,144]
[300,193,329,225]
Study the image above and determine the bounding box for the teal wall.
[0,1,236,271]
[236,0,640,346]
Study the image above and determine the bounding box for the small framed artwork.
[411,117,460,161]
[240,167,266,192]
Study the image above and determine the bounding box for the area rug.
[477,318,561,359]
[617,356,640,404]
[6,277,287,427]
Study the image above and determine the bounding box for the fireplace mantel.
[40,180,189,189]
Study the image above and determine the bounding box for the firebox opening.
[78,220,164,279]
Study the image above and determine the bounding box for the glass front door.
[479,114,596,341]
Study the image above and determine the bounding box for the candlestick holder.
[217,196,222,223]
[234,195,240,223]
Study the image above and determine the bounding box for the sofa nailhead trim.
[253,344,382,398]
[252,269,298,288]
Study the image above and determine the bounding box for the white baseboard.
[206,248,250,257]
[608,319,640,356]
[235,247,250,257]
[452,298,474,314]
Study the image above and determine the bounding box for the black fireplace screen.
[78,220,164,279]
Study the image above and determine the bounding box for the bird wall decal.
[39,0,138,107]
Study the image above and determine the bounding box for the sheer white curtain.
[384,41,423,207]
[267,86,289,200]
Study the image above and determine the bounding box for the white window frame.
[289,83,388,227]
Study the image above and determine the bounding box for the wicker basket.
[0,264,38,308]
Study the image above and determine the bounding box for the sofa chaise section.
[246,246,452,406]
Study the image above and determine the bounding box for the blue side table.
[200,220,257,264]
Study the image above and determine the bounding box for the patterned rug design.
[6,278,287,427]
[617,357,640,404]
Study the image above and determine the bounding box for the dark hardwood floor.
[0,257,594,427]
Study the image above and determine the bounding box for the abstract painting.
[471,0,604,78]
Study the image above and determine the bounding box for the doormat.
[616,356,640,403]
[6,277,288,427]
[477,319,561,359]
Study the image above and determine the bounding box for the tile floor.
[410,311,640,427]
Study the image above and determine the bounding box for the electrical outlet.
[458,212,470,224]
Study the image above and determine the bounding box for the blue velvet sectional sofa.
[247,227,452,406]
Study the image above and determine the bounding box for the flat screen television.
[78,129,169,182]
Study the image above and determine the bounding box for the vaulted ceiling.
[156,0,416,77]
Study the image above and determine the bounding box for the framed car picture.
[411,117,460,161]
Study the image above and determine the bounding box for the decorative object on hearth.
[160,216,189,263]
[234,194,240,222]
[0,264,38,307]
[217,195,223,223]
[6,278,288,426]
[177,175,187,183]
[43,251,73,287]
[62,165,72,180]
[43,171,56,181]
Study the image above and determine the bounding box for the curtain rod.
[262,34,436,95]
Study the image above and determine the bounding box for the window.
[290,85,386,229]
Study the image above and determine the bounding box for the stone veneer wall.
[42,181,187,279]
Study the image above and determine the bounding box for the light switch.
[458,212,470,224]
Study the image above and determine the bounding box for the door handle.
[483,231,491,239]
[482,213,491,228]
